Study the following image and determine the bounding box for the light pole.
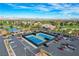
[24,47,27,56]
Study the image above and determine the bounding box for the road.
[0,36,8,56]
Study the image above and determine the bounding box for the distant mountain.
[0,17,79,21]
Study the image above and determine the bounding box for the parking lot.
[9,35,38,56]
[9,36,26,56]
[0,36,8,56]
[42,32,79,56]
[0,31,79,56]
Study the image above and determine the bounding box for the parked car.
[12,45,17,49]
[10,41,15,44]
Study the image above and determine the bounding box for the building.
[42,24,56,30]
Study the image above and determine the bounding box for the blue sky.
[0,3,79,19]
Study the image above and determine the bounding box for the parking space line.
[4,39,16,56]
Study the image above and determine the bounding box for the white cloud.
[49,3,64,9]
[15,6,31,9]
[7,3,16,7]
[37,7,49,11]
[49,3,78,10]
[6,3,79,17]
[49,3,79,17]
[7,3,32,9]
[35,4,52,12]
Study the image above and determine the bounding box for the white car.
[8,39,12,41]
[12,45,17,49]
[68,45,76,50]
[10,41,15,44]
[8,39,13,42]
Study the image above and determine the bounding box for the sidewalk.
[35,49,52,56]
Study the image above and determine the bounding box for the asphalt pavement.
[9,36,26,56]
[9,35,37,56]
[42,34,79,56]
[0,36,8,56]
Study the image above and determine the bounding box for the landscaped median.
[4,39,16,56]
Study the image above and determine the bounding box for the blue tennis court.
[36,33,55,40]
[25,35,46,46]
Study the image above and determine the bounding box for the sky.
[0,3,79,19]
